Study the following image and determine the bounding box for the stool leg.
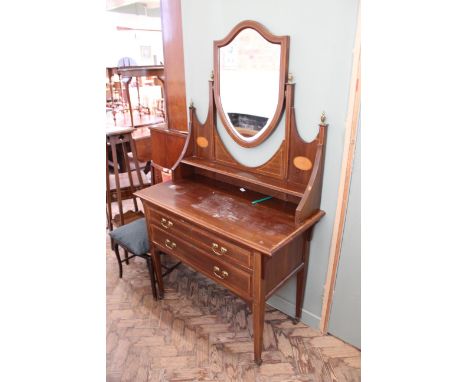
[124,249,129,265]
[145,256,158,300]
[114,244,123,278]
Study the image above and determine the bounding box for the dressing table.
[135,20,328,365]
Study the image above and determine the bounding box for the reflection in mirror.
[219,28,281,140]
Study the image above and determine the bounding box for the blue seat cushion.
[109,218,149,255]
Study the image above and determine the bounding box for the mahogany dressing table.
[135,20,327,365]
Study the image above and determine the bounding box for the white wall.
[180,0,359,330]
[104,11,163,67]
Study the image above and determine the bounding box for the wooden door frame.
[320,10,361,334]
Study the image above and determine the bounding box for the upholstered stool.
[109,218,158,299]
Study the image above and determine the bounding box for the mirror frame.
[213,20,289,148]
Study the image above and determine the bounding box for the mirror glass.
[219,28,281,141]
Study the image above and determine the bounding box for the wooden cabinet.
[136,104,327,364]
[136,20,328,365]
[137,166,325,364]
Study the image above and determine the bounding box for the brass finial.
[210,70,214,81]
[320,111,326,124]
[287,72,294,84]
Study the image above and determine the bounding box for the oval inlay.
[196,137,209,148]
[293,156,312,171]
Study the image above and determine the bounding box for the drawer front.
[145,204,192,238]
[150,225,252,300]
[145,204,252,270]
[188,225,252,270]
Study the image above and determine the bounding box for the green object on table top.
[251,196,273,205]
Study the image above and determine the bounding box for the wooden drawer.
[145,204,252,270]
[188,224,252,270]
[145,204,192,237]
[149,225,252,300]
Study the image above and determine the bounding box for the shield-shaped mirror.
[214,21,289,148]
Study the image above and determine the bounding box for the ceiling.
[106,1,161,17]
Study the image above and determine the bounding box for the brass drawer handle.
[213,266,229,279]
[211,243,228,256]
[165,239,176,250]
[161,218,173,229]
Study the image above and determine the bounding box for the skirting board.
[267,295,321,329]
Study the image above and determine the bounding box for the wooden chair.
[106,127,151,230]
[109,218,160,300]
[106,127,161,298]
[108,216,182,300]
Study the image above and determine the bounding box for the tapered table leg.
[151,246,165,298]
[295,267,305,324]
[253,252,265,365]
[295,228,314,323]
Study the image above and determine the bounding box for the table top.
[108,65,164,78]
[106,125,134,136]
[105,125,155,140]
[135,175,324,255]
